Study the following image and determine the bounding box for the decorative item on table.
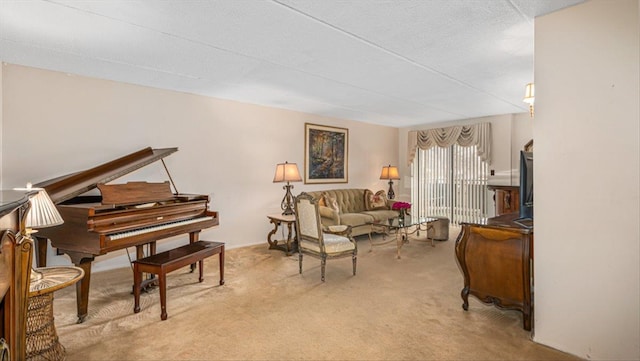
[379,165,400,199]
[392,202,411,225]
[273,161,302,215]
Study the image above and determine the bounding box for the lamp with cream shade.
[379,165,400,200]
[14,183,64,236]
[523,83,535,117]
[273,162,302,215]
[13,183,64,282]
[25,188,64,234]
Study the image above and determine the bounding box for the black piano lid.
[34,147,178,204]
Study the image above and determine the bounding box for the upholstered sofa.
[305,189,399,237]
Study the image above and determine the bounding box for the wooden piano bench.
[133,240,225,320]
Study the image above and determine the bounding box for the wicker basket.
[26,294,65,361]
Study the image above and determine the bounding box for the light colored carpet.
[51,227,579,360]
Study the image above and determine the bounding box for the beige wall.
[0,63,398,271]
[511,112,533,184]
[534,1,639,359]
[0,64,3,190]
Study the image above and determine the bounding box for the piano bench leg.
[133,263,142,314]
[219,244,225,285]
[159,272,168,321]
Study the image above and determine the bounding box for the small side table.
[267,213,297,255]
[27,266,84,361]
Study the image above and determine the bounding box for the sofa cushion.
[362,209,399,222]
[318,206,339,223]
[308,189,368,213]
[363,189,373,209]
[323,193,341,214]
[366,190,388,210]
[339,212,374,228]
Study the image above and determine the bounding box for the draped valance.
[407,123,492,165]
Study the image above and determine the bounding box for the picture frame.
[304,123,348,184]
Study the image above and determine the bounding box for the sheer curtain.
[409,123,491,224]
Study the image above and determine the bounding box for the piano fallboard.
[88,198,210,233]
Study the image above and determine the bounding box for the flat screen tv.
[519,151,533,221]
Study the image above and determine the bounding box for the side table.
[27,266,84,361]
[266,213,297,255]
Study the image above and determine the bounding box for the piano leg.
[67,252,94,324]
[135,242,157,291]
[34,236,49,267]
[135,242,157,259]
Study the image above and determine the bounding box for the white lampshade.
[26,188,64,229]
[380,165,400,180]
[14,184,64,229]
[273,162,302,183]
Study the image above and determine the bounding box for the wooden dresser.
[487,185,520,216]
[454,213,533,331]
[0,190,33,361]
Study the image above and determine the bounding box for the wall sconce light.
[273,161,302,215]
[523,83,535,118]
[379,165,400,200]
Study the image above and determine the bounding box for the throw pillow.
[364,189,373,210]
[369,190,387,210]
[323,193,340,214]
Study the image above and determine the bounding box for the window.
[411,144,489,225]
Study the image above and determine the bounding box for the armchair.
[293,193,357,282]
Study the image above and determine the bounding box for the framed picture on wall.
[304,123,348,184]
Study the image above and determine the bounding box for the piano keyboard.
[109,216,214,240]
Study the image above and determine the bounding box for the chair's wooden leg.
[321,256,326,282]
[198,259,204,282]
[298,253,303,274]
[352,254,357,276]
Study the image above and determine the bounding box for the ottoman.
[427,217,450,241]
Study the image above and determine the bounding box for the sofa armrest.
[387,200,397,210]
[319,206,340,226]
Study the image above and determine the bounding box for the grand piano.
[34,147,219,323]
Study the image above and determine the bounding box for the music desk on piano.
[33,147,219,323]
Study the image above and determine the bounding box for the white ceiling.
[0,0,583,127]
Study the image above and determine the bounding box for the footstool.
[427,217,450,241]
